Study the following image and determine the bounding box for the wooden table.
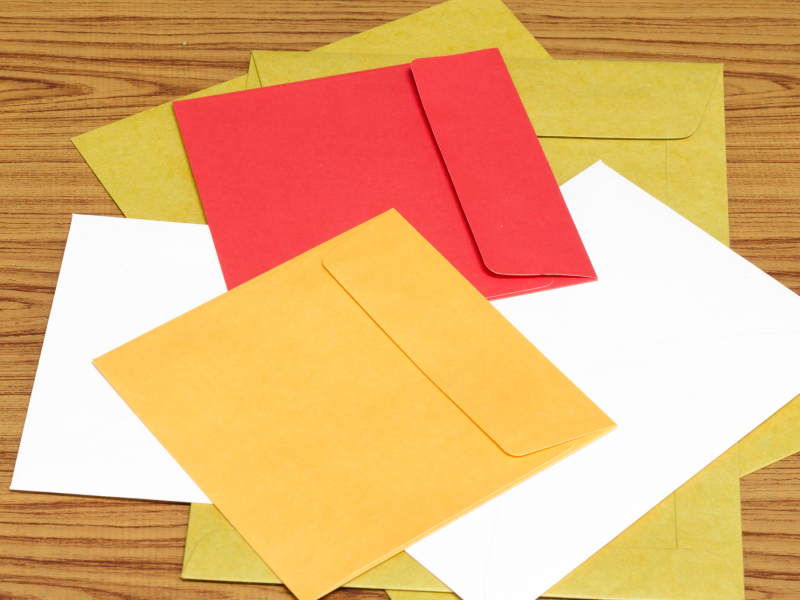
[1,1,798,598]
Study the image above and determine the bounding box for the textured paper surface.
[71,0,549,224]
[95,210,613,600]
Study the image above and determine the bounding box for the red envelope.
[174,49,596,298]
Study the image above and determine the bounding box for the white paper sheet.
[407,162,800,600]
[10,215,225,503]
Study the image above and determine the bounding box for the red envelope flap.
[412,49,596,279]
[174,58,593,300]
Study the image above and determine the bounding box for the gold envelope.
[94,210,615,600]
[71,0,550,225]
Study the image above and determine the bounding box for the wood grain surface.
[1,1,798,598]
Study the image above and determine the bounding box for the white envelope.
[407,162,800,600]
[12,166,800,600]
[10,215,225,503]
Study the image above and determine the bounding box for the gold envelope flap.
[251,52,729,246]
[253,53,719,142]
[503,59,721,140]
[321,210,614,457]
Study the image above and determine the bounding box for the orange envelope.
[94,210,615,600]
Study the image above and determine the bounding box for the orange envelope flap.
[321,210,612,456]
[94,210,615,600]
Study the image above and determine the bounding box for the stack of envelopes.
[12,0,800,599]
